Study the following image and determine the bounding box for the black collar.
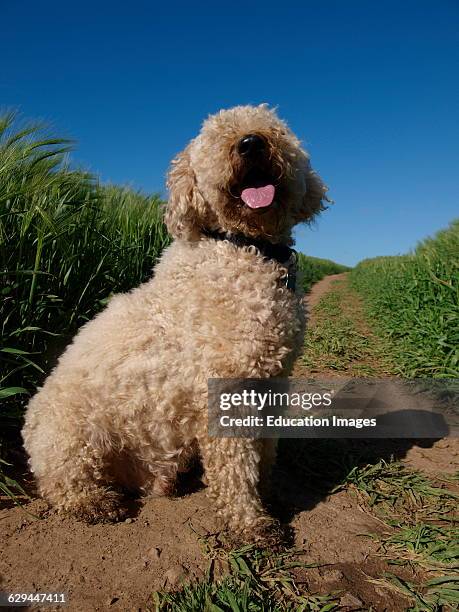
[202,229,297,291]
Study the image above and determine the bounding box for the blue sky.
[2,1,458,266]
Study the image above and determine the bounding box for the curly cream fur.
[22,105,327,537]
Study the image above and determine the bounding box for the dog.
[22,104,327,541]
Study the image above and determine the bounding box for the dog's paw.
[247,517,285,548]
[63,489,127,524]
[223,516,286,549]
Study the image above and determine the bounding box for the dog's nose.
[237,134,266,157]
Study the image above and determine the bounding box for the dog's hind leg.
[23,404,126,522]
[33,442,125,522]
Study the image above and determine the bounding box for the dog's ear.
[165,146,207,240]
[294,162,329,223]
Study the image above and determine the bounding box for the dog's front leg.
[198,436,278,541]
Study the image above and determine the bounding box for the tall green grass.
[297,253,350,293]
[0,112,170,427]
[350,221,459,378]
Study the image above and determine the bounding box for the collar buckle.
[284,250,298,291]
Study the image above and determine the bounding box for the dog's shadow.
[270,437,439,524]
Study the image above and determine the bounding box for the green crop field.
[0,112,170,430]
[350,220,459,378]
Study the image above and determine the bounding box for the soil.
[1,274,457,611]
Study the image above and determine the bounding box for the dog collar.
[202,229,297,291]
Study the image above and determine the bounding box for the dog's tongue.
[241,184,275,209]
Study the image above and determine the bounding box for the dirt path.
[305,272,348,309]
[299,274,458,474]
[1,275,457,611]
